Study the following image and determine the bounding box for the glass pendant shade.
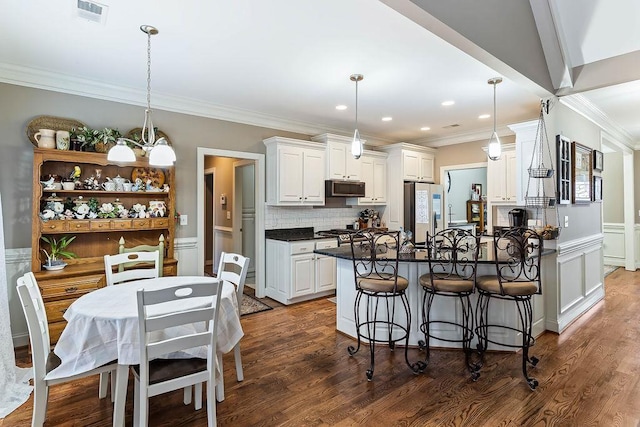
[148,138,177,166]
[487,131,502,161]
[107,139,136,163]
[106,25,176,166]
[351,129,363,159]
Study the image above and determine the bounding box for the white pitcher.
[34,129,56,149]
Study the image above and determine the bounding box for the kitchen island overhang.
[315,243,556,351]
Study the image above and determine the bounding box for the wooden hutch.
[31,148,177,343]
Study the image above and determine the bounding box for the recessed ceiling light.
[441,100,455,106]
[335,105,347,110]
[478,114,490,119]
[382,117,392,122]
[420,127,431,131]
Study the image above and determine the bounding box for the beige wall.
[602,151,623,223]
[0,83,308,249]
[433,135,515,184]
[204,156,237,228]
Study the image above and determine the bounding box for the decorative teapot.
[112,175,129,192]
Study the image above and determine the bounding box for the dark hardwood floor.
[5,267,640,426]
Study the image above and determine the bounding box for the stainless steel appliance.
[316,229,369,246]
[508,208,528,227]
[403,182,444,245]
[325,180,366,197]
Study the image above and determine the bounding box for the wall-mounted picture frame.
[593,149,604,172]
[556,135,571,204]
[593,176,602,202]
[572,141,592,204]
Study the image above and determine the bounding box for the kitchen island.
[315,242,555,351]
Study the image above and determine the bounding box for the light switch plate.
[226,211,231,220]
[564,215,569,228]
[179,214,188,225]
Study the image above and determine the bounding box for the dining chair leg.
[216,352,225,402]
[113,364,128,427]
[207,379,216,427]
[99,372,109,399]
[32,381,47,427]
[234,343,244,381]
[183,385,192,405]
[194,383,203,410]
[133,379,140,427]
[110,371,116,403]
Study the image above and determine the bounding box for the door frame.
[197,147,266,297]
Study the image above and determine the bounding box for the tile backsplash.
[265,206,384,230]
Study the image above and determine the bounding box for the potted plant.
[94,128,122,153]
[70,126,98,152]
[41,235,77,270]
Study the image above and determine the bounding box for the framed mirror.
[571,141,592,204]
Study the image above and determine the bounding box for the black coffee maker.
[508,208,528,228]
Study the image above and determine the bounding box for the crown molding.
[559,94,635,149]
[0,63,355,138]
[411,125,514,148]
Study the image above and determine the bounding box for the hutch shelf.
[31,147,177,343]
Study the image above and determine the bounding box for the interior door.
[234,161,256,278]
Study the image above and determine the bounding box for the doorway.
[197,148,266,297]
[233,160,256,282]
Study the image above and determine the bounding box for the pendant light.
[487,77,503,161]
[350,74,364,159]
[107,25,176,167]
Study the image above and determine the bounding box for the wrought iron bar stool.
[475,227,543,390]
[348,229,412,381]
[413,228,481,379]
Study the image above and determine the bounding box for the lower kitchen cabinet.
[266,238,337,305]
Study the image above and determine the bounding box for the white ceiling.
[1,0,637,147]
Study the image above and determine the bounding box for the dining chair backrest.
[216,252,250,312]
[426,228,480,283]
[491,227,543,295]
[16,272,50,382]
[349,229,402,292]
[104,251,160,286]
[118,235,165,276]
[136,280,223,393]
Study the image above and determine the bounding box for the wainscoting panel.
[213,226,233,275]
[174,237,198,275]
[603,223,625,266]
[546,234,605,333]
[7,248,33,347]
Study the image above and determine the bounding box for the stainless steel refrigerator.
[403,182,444,245]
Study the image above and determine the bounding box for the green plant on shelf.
[41,235,77,265]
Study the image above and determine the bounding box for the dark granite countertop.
[265,227,337,242]
[314,243,555,264]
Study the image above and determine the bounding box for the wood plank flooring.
[4,267,640,426]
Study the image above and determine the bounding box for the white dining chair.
[104,251,160,286]
[184,252,250,405]
[16,272,117,427]
[132,279,223,427]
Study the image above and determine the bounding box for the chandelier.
[107,25,176,167]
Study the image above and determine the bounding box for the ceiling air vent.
[443,124,461,129]
[76,0,108,24]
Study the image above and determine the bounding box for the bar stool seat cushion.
[419,274,474,292]
[477,276,538,296]
[358,274,408,293]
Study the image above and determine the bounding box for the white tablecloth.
[46,276,243,380]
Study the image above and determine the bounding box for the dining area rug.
[240,294,272,316]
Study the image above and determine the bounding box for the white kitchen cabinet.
[264,136,325,206]
[311,133,362,181]
[380,143,438,231]
[348,151,388,205]
[402,150,434,182]
[487,145,517,203]
[265,238,338,305]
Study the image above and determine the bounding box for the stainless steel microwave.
[325,180,366,197]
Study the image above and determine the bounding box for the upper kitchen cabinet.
[347,151,388,206]
[264,136,325,206]
[381,143,437,231]
[311,133,362,181]
[486,144,517,203]
[402,149,435,182]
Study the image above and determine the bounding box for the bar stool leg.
[516,297,539,390]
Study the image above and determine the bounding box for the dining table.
[47,275,244,427]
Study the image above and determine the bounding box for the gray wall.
[0,82,308,249]
[446,167,487,222]
[602,151,623,223]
